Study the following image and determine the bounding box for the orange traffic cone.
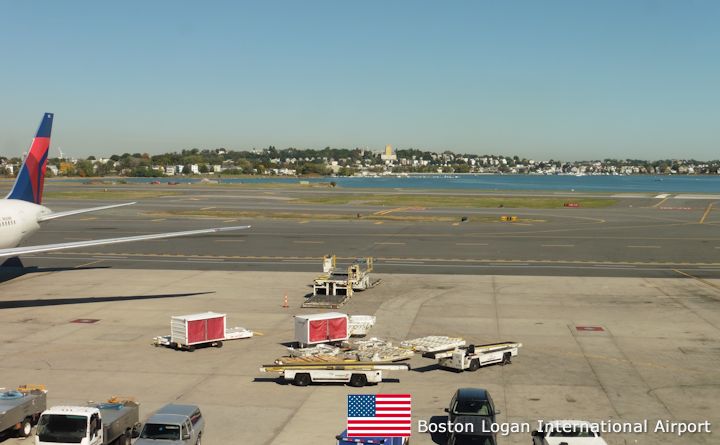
[282,294,289,308]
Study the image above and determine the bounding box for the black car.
[445,388,499,425]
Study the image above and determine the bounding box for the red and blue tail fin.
[6,113,53,204]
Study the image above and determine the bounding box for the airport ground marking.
[673,269,720,295]
[292,240,324,244]
[699,202,714,224]
[151,218,166,222]
[651,196,671,208]
[74,259,105,268]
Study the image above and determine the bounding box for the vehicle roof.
[145,413,188,425]
[456,388,489,401]
[337,429,401,444]
[542,420,596,428]
[152,404,200,418]
[42,406,97,416]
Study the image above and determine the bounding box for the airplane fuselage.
[0,200,50,249]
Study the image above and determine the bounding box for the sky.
[0,0,719,161]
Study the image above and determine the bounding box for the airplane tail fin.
[6,113,53,204]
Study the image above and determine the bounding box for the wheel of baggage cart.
[502,352,512,365]
[294,373,311,386]
[187,345,196,352]
[19,418,32,437]
[349,373,368,387]
[214,341,223,348]
[468,359,480,372]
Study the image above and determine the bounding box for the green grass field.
[44,190,182,200]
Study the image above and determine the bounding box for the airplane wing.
[0,225,250,259]
[37,202,137,222]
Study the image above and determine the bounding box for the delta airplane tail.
[0,113,250,259]
[6,113,53,204]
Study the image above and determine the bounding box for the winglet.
[6,113,54,204]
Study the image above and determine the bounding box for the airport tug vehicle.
[0,385,47,438]
[433,342,522,372]
[402,336,522,372]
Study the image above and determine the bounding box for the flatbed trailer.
[428,342,522,372]
[0,385,47,438]
[260,362,410,387]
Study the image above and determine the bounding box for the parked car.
[531,420,608,445]
[445,388,499,425]
[135,404,204,445]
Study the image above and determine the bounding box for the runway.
[5,182,719,279]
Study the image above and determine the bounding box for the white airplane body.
[0,113,249,260]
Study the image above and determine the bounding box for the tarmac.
[0,269,719,445]
[9,182,720,279]
[0,182,719,444]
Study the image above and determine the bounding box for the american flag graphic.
[347,394,412,437]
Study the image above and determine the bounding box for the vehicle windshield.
[37,414,87,443]
[140,423,181,440]
[454,400,491,416]
[548,426,596,437]
[451,435,496,445]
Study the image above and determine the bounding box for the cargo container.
[170,312,226,351]
[294,312,349,347]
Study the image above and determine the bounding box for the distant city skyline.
[1,1,719,161]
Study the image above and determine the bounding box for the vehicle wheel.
[468,359,480,372]
[187,345,196,352]
[214,341,223,348]
[170,342,178,350]
[349,373,368,387]
[18,418,32,437]
[196,433,202,445]
[502,352,512,365]
[294,373,311,386]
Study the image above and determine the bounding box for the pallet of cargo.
[400,335,467,353]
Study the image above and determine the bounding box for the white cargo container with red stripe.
[171,312,226,349]
[294,312,349,347]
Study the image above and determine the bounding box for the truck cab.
[35,401,139,445]
[36,406,104,445]
[136,404,204,445]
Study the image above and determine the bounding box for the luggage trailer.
[259,362,410,387]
